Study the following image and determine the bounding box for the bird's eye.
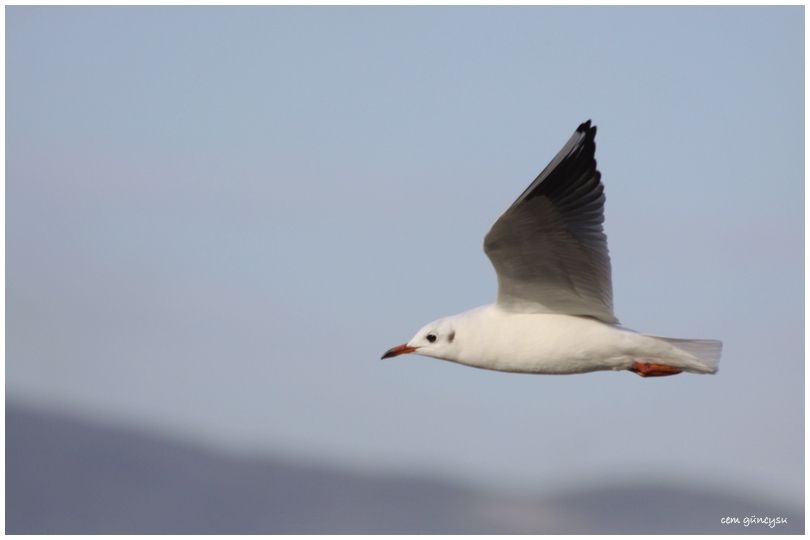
[426,333,437,343]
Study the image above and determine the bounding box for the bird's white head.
[381,317,459,361]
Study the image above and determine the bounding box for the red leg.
[629,361,683,377]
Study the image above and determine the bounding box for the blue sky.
[7,6,804,510]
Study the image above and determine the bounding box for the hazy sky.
[7,6,804,510]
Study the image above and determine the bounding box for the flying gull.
[382,121,722,377]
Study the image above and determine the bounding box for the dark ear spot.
[448,330,455,343]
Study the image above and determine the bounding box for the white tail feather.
[653,336,723,373]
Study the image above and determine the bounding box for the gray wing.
[483,120,616,323]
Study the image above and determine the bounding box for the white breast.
[448,305,637,374]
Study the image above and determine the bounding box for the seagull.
[382,121,721,377]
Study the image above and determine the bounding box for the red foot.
[629,361,683,377]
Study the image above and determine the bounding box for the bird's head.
[381,318,458,361]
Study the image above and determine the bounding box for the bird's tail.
[650,336,723,374]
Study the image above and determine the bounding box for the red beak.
[381,343,417,359]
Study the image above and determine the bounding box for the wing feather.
[483,121,616,323]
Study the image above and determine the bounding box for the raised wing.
[483,120,616,323]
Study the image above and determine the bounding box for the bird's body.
[414,305,720,375]
[382,121,722,377]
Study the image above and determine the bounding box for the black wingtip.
[576,119,597,139]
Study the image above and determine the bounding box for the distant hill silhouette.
[6,402,803,534]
